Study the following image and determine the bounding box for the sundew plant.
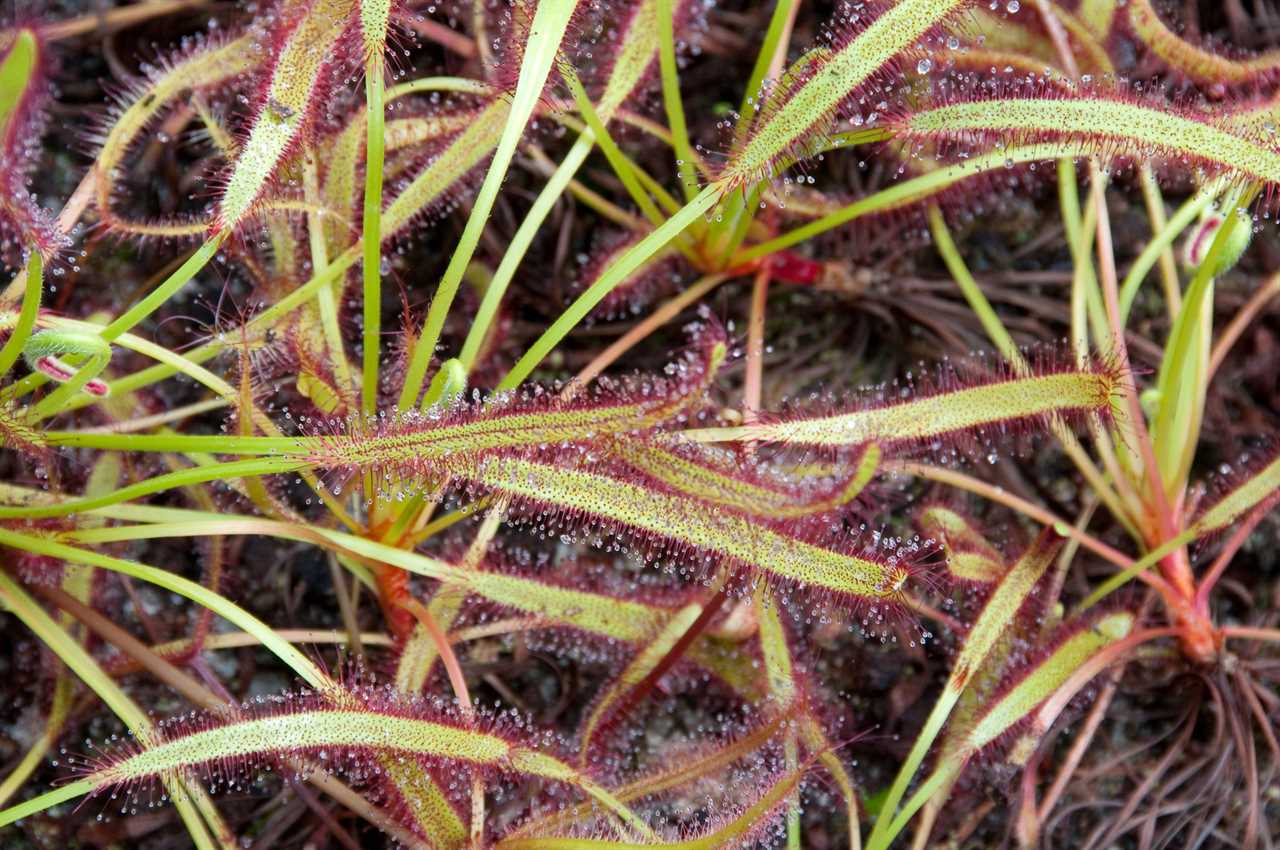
[0,0,1278,847]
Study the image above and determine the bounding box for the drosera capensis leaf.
[614,439,878,519]
[216,0,358,232]
[378,96,512,239]
[37,324,723,457]
[1120,0,1280,89]
[867,531,1062,849]
[682,363,1121,448]
[918,505,1006,583]
[719,0,973,190]
[755,588,861,848]
[0,683,653,840]
[869,610,1137,850]
[494,748,814,850]
[17,349,725,518]
[92,33,260,235]
[891,86,1280,195]
[312,331,723,475]
[964,610,1137,753]
[459,454,916,603]
[1192,446,1280,537]
[577,602,703,757]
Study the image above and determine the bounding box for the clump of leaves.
[0,0,1278,848]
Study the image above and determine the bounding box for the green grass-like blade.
[0,249,41,376]
[499,185,720,389]
[0,572,225,849]
[867,532,1061,848]
[396,0,581,409]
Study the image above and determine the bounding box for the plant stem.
[890,461,1145,577]
[0,250,40,375]
[1137,163,1182,320]
[743,265,770,427]
[1119,180,1222,323]
[0,529,331,689]
[1222,626,1280,643]
[458,132,593,373]
[499,185,721,389]
[656,0,698,202]
[36,583,223,708]
[362,56,386,416]
[396,0,579,410]
[101,231,226,342]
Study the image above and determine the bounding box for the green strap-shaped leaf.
[0,700,651,839]
[95,35,259,232]
[218,0,357,231]
[918,505,1005,583]
[721,0,970,189]
[495,749,809,849]
[964,612,1134,751]
[869,611,1135,850]
[867,532,1061,847]
[615,441,878,518]
[1194,449,1280,536]
[685,368,1119,447]
[464,455,910,601]
[577,603,703,754]
[898,93,1280,192]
